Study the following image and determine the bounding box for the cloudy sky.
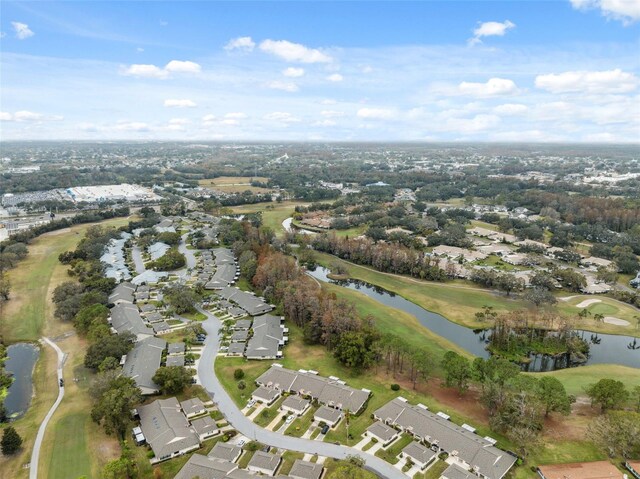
[1,0,639,142]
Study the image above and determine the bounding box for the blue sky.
[1,0,639,142]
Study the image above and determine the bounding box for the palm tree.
[593,313,604,323]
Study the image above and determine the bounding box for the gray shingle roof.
[180,398,206,416]
[402,441,436,465]
[366,421,398,443]
[245,315,284,360]
[166,354,185,367]
[208,442,242,462]
[108,282,135,304]
[173,454,237,479]
[122,336,166,394]
[110,303,154,338]
[314,405,342,424]
[256,365,370,412]
[248,451,282,474]
[289,459,324,479]
[252,385,280,403]
[168,342,186,355]
[190,416,219,437]
[281,396,310,413]
[441,463,476,479]
[374,398,516,479]
[138,397,199,460]
[217,287,273,316]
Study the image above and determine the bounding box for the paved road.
[131,245,146,274]
[196,307,405,479]
[30,337,65,479]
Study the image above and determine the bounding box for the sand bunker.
[576,298,602,308]
[603,316,630,326]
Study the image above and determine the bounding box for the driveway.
[196,306,405,479]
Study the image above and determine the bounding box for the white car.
[285,415,294,423]
[238,439,246,447]
[247,400,256,408]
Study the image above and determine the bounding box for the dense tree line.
[312,233,448,281]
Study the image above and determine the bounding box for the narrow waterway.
[4,343,39,419]
[308,266,640,371]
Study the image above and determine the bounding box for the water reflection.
[308,266,640,371]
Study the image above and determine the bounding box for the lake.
[4,342,40,419]
[308,266,640,371]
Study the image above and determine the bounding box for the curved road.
[196,307,405,479]
[30,337,65,479]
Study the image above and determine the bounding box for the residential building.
[281,396,310,416]
[289,459,324,479]
[374,398,516,479]
[251,385,281,405]
[180,398,207,418]
[122,337,167,395]
[247,451,282,475]
[256,365,370,413]
[191,416,220,441]
[245,314,287,360]
[137,397,200,462]
[108,281,136,304]
[365,421,399,447]
[173,454,237,479]
[314,406,342,428]
[110,303,154,340]
[400,442,437,471]
[208,442,242,463]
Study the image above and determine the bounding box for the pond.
[308,266,640,372]
[4,342,40,420]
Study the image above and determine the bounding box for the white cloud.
[458,78,519,96]
[357,108,396,120]
[224,36,256,52]
[77,122,98,132]
[137,47,144,53]
[220,119,239,126]
[267,80,299,92]
[164,60,201,74]
[283,67,305,77]
[321,99,337,105]
[168,118,189,125]
[469,20,515,45]
[121,60,201,78]
[321,110,345,118]
[202,114,216,123]
[12,22,34,40]
[121,64,169,79]
[362,65,374,73]
[115,121,149,131]
[493,103,528,115]
[4,110,64,122]
[327,73,344,82]
[535,69,638,93]
[225,112,247,119]
[264,111,300,123]
[570,0,640,23]
[314,119,337,127]
[259,39,332,63]
[164,99,197,108]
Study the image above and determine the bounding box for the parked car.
[286,415,294,423]
[321,424,329,435]
[238,439,246,447]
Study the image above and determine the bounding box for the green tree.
[586,378,629,413]
[441,351,472,394]
[1,426,23,455]
[333,330,378,371]
[91,377,141,438]
[163,284,199,314]
[152,366,192,395]
[73,303,109,335]
[536,376,573,417]
[84,332,135,370]
[587,410,640,458]
[233,368,245,380]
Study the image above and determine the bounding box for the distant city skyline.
[1,0,639,142]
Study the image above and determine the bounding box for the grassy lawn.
[182,310,207,321]
[375,434,413,464]
[535,364,640,396]
[423,460,448,479]
[253,397,286,427]
[46,412,91,479]
[0,218,131,479]
[314,252,526,329]
[229,201,308,234]
[284,406,318,438]
[556,295,640,337]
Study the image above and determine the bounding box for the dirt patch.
[43,227,72,236]
[603,316,630,326]
[575,298,602,308]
